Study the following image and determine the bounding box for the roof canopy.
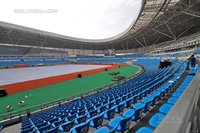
[0,0,200,50]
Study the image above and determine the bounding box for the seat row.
[94,62,183,133]
[136,73,195,133]
[20,59,179,133]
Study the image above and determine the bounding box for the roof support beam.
[153,29,174,39]
[15,32,26,45]
[134,37,146,48]
[6,33,14,44]
[176,24,194,39]
[126,41,129,51]
[142,35,147,46]
[183,11,200,19]
[39,36,47,47]
[165,23,176,39]
[152,36,161,46]
[120,43,126,51]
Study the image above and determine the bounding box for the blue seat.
[176,88,184,93]
[48,117,59,124]
[159,103,173,114]
[149,113,165,128]
[114,98,121,104]
[69,122,89,133]
[87,109,98,118]
[53,119,64,127]
[59,121,74,132]
[148,92,160,105]
[60,114,67,120]
[21,124,33,130]
[108,116,131,132]
[35,121,47,128]
[102,108,115,120]
[132,103,145,121]
[132,95,139,104]
[43,127,60,133]
[122,109,135,119]
[167,97,178,105]
[138,92,146,99]
[157,88,167,97]
[66,114,76,121]
[38,124,51,132]
[106,102,115,109]
[95,103,101,109]
[113,103,124,113]
[74,115,87,124]
[87,114,103,128]
[21,126,35,133]
[172,92,182,98]
[135,127,153,133]
[97,105,106,113]
[153,91,162,99]
[122,98,132,108]
[144,88,151,96]
[141,97,153,112]
[77,110,86,116]
[21,122,32,128]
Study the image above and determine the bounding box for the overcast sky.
[0,0,142,39]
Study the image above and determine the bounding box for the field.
[0,65,141,118]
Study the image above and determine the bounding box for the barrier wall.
[14,64,29,68]
[0,64,124,95]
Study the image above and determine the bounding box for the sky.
[0,0,143,40]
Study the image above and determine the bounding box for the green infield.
[0,65,141,118]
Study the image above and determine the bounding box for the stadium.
[0,0,200,133]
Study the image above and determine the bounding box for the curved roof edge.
[0,0,145,43]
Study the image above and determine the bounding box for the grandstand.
[0,0,200,133]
